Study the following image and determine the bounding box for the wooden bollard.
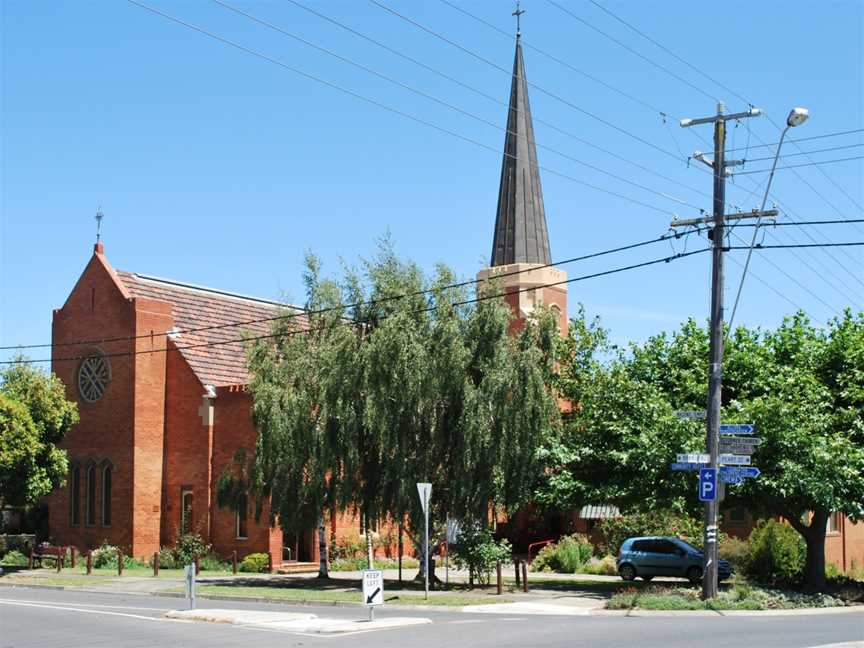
[86,550,93,575]
[28,549,34,570]
[194,556,200,575]
[118,549,124,576]
[56,549,62,573]
[232,551,238,575]
[267,552,273,573]
[70,547,76,569]
[515,559,521,587]
[521,561,528,593]
[153,552,159,577]
[496,561,503,595]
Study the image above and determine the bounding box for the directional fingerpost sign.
[675,410,707,419]
[699,467,717,502]
[678,453,710,463]
[719,454,751,466]
[719,444,756,455]
[720,466,760,479]
[670,462,706,471]
[363,569,384,607]
[720,424,755,435]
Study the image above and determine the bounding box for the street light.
[728,106,810,329]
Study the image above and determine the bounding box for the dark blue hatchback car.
[617,536,732,584]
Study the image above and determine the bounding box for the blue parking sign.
[699,467,717,502]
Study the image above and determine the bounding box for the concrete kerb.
[1,581,862,617]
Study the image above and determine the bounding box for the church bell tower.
[478,25,568,335]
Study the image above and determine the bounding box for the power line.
[734,155,864,176]
[1,246,713,366]
[437,0,668,116]
[211,0,703,212]
[721,129,864,154]
[743,143,863,164]
[281,0,710,204]
[545,0,718,102]
[0,228,711,352]
[367,0,688,164]
[125,0,678,217]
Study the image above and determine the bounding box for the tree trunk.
[366,519,374,569]
[318,513,329,579]
[788,509,828,592]
[803,511,828,592]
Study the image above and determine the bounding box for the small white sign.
[363,569,384,607]
[417,482,432,516]
[719,454,751,465]
[676,410,707,419]
[677,453,710,463]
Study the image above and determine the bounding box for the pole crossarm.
[680,107,761,127]
[670,209,779,228]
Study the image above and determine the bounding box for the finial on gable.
[94,208,105,253]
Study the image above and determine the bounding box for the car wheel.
[641,575,653,582]
[686,566,702,585]
[619,563,636,581]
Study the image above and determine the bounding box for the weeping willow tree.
[245,239,560,577]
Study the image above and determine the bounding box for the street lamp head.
[787,107,809,127]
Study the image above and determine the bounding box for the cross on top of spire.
[95,208,104,243]
[512,1,525,37]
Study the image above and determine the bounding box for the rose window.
[78,354,110,402]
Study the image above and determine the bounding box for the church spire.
[490,24,551,267]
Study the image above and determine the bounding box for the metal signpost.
[362,569,384,621]
[184,563,196,610]
[416,482,432,600]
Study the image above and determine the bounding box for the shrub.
[151,547,181,570]
[239,552,270,573]
[0,550,28,566]
[719,536,749,572]
[450,521,512,586]
[531,534,593,573]
[90,542,144,569]
[578,555,618,576]
[744,519,805,586]
[199,552,229,571]
[174,533,209,566]
[824,563,842,579]
[599,511,702,556]
[330,532,365,560]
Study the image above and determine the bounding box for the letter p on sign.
[699,467,717,502]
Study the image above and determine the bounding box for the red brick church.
[45,34,568,565]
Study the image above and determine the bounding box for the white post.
[424,504,429,601]
[185,563,196,610]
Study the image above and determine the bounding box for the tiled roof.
[116,271,305,387]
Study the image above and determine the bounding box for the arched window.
[85,464,97,526]
[235,494,248,540]
[101,463,113,527]
[69,465,81,526]
[180,489,194,535]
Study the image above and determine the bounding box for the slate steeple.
[490,34,551,267]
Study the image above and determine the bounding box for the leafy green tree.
[246,240,559,576]
[541,308,864,591]
[0,361,79,508]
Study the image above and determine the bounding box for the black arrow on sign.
[366,587,381,604]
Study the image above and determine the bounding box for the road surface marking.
[0,599,167,622]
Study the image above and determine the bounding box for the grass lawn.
[187,584,511,607]
[606,582,856,611]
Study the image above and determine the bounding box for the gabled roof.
[116,271,305,387]
[490,37,551,267]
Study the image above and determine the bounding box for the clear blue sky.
[2,0,862,363]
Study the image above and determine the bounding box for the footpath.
[1,566,861,620]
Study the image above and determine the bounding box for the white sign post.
[184,563,196,610]
[362,569,384,621]
[416,482,432,601]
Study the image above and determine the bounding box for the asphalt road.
[0,587,861,648]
